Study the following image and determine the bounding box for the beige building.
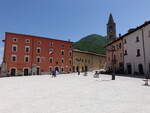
[73,49,106,72]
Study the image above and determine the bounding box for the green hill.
[73,34,106,55]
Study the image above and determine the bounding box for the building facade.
[73,49,106,72]
[123,21,150,75]
[106,39,124,73]
[2,32,73,76]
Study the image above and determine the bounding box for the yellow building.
[73,49,106,72]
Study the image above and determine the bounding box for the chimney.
[128,28,135,33]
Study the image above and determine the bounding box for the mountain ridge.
[73,34,106,55]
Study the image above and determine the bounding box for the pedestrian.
[78,70,80,75]
[52,70,56,78]
[54,70,57,77]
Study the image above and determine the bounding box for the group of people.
[51,70,59,78]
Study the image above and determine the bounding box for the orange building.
[3,32,73,76]
[106,38,124,73]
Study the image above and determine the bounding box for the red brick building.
[3,32,73,76]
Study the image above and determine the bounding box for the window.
[25,46,30,53]
[24,55,29,62]
[116,45,119,49]
[124,50,128,55]
[62,58,64,63]
[112,46,115,51]
[37,41,41,45]
[69,51,72,56]
[136,49,141,57]
[49,57,53,63]
[36,47,41,53]
[82,59,84,62]
[25,39,30,43]
[119,43,122,49]
[69,59,72,64]
[36,57,41,62]
[49,67,53,72]
[12,55,17,62]
[136,36,139,42]
[61,45,65,48]
[12,45,17,52]
[61,50,64,55]
[50,42,54,46]
[13,38,17,43]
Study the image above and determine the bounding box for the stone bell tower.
[107,13,117,44]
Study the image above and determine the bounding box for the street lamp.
[106,46,116,80]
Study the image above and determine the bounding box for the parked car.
[99,69,106,74]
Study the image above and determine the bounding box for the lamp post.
[107,46,116,80]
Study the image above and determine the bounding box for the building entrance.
[138,64,144,74]
[127,64,132,74]
[11,68,16,76]
[24,69,29,75]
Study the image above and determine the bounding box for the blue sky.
[0,0,150,62]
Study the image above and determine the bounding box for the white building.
[123,21,150,75]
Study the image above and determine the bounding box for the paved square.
[0,72,149,113]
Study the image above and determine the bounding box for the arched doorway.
[11,68,16,76]
[24,68,29,76]
[55,67,59,72]
[138,64,144,74]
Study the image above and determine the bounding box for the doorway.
[11,68,16,76]
[37,67,40,75]
[138,64,144,74]
[24,68,29,76]
[127,64,132,74]
[85,66,88,72]
[76,66,79,72]
[55,67,59,72]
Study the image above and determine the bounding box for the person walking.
[52,70,56,78]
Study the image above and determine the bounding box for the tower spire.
[107,13,117,43]
[108,13,115,24]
